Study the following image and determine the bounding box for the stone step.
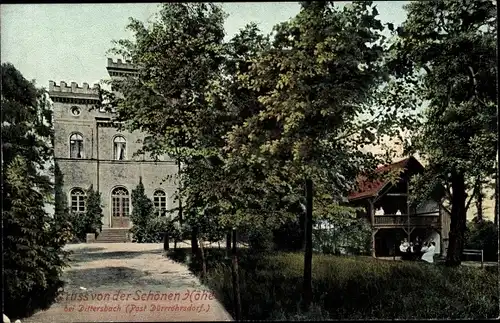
[94,228,131,243]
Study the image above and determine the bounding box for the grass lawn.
[167,248,498,320]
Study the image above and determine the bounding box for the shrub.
[248,227,274,252]
[272,216,304,251]
[313,218,372,255]
[70,185,104,242]
[129,179,156,242]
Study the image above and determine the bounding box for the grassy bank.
[167,248,498,320]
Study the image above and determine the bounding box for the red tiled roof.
[347,157,412,201]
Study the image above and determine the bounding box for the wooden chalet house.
[348,156,451,258]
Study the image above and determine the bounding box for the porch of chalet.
[348,156,447,258]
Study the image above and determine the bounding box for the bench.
[463,249,484,268]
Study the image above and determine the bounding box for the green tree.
[387,0,497,266]
[54,163,75,243]
[225,1,401,310]
[72,185,104,241]
[100,3,227,255]
[130,177,155,242]
[2,63,71,318]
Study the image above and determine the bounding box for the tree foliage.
[71,185,104,241]
[2,63,71,318]
[100,3,229,252]
[387,0,497,266]
[129,178,155,242]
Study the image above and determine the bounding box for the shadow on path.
[63,267,147,288]
[69,249,163,263]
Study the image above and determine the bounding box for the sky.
[1,2,409,89]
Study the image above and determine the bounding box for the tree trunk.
[226,231,232,259]
[495,174,499,226]
[191,226,199,255]
[231,228,242,321]
[300,208,306,251]
[199,238,207,280]
[302,178,313,312]
[178,160,183,225]
[445,172,467,266]
[475,177,483,222]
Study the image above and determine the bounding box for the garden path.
[22,243,232,322]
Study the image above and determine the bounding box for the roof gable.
[348,156,424,201]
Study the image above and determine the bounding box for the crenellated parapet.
[107,58,138,70]
[48,81,101,104]
[107,58,139,78]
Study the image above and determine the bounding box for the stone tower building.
[49,58,178,242]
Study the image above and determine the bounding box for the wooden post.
[368,200,376,258]
[231,228,242,321]
[199,238,207,279]
[481,249,484,269]
[406,178,411,242]
[302,178,313,312]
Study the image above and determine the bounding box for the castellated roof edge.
[107,57,138,70]
[48,80,100,97]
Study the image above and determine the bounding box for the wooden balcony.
[373,211,440,228]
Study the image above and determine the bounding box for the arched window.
[153,190,167,216]
[70,188,86,213]
[112,187,130,217]
[70,133,84,159]
[113,136,126,160]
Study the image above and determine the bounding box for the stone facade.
[49,59,177,228]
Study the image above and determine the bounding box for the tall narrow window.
[70,133,84,158]
[113,136,126,160]
[112,187,130,217]
[70,188,86,213]
[153,190,167,216]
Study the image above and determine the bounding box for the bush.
[168,249,499,320]
[313,219,372,255]
[70,185,104,242]
[248,227,274,252]
[272,216,304,251]
[129,179,156,242]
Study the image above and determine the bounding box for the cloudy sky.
[1,2,409,89]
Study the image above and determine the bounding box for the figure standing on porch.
[420,241,436,263]
[375,207,385,216]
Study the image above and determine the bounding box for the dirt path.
[23,243,232,322]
